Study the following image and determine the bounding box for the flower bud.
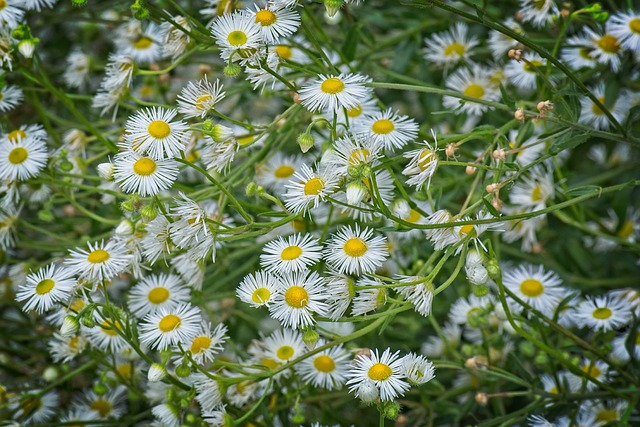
[492,149,506,161]
[245,182,257,196]
[202,119,213,132]
[466,165,476,175]
[485,183,499,193]
[475,392,489,406]
[115,220,134,236]
[380,400,401,420]
[514,107,525,122]
[391,199,411,219]
[297,133,315,153]
[148,363,167,382]
[471,283,490,297]
[356,380,378,404]
[302,328,319,350]
[345,180,367,205]
[140,205,158,222]
[486,258,501,281]
[536,100,554,115]
[211,124,233,143]
[42,366,58,382]
[324,0,344,17]
[445,143,457,159]
[175,363,191,378]
[61,315,80,337]
[93,382,108,395]
[18,39,38,59]
[223,63,241,78]
[97,162,115,180]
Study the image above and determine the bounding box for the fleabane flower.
[16,264,77,314]
[298,73,372,114]
[325,133,381,177]
[0,136,48,181]
[124,107,188,159]
[127,273,191,319]
[65,239,132,284]
[139,303,202,350]
[504,53,546,91]
[269,270,329,329]
[0,85,23,112]
[574,295,632,332]
[347,348,410,401]
[0,0,25,30]
[180,321,228,365]
[283,164,339,214]
[353,108,419,151]
[249,4,300,44]
[607,10,640,51]
[403,134,439,191]
[502,264,568,318]
[177,77,225,119]
[423,22,479,66]
[210,10,261,62]
[324,225,389,275]
[237,270,279,308]
[260,233,322,274]
[295,340,351,390]
[443,66,500,116]
[113,150,179,196]
[401,353,435,386]
[578,84,630,131]
[114,21,165,64]
[518,0,559,28]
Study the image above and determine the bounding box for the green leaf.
[565,185,601,196]
[342,24,361,62]
[482,195,500,217]
[548,132,590,155]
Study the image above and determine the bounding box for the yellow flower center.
[463,84,485,99]
[520,279,544,297]
[458,224,475,237]
[117,363,133,378]
[21,396,42,415]
[371,119,395,135]
[343,237,367,257]
[0,0,6,10]
[417,149,435,170]
[444,42,465,57]
[195,94,213,110]
[284,286,308,308]
[100,320,121,336]
[313,355,336,372]
[87,249,110,264]
[35,279,55,295]
[549,386,558,394]
[7,129,26,142]
[69,336,80,350]
[191,336,212,354]
[320,78,344,94]
[531,184,543,201]
[617,220,634,239]
[90,399,111,417]
[368,362,392,381]
[147,120,171,139]
[147,287,170,304]
[579,48,594,59]
[158,314,181,332]
[275,45,292,60]
[274,164,294,178]
[133,36,153,50]
[591,97,606,116]
[581,364,601,378]
[251,287,271,304]
[227,30,247,46]
[405,209,422,223]
[133,157,157,176]
[303,177,324,196]
[592,307,612,319]
[347,104,363,118]
[281,245,303,260]
[630,18,640,34]
[597,34,620,54]
[261,357,279,370]
[255,9,277,26]
[349,148,370,165]
[596,410,618,422]
[276,345,295,360]
[533,0,546,9]
[523,60,543,72]
[8,147,28,165]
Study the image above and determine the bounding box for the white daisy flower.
[249,4,300,44]
[237,270,279,308]
[0,84,23,112]
[403,135,439,191]
[571,358,610,391]
[3,123,47,144]
[152,403,180,427]
[210,10,262,62]
[443,66,500,116]
[401,353,435,386]
[192,372,223,411]
[423,22,479,67]
[127,273,191,319]
[328,96,379,128]
[49,333,88,363]
[101,54,136,91]
[346,348,410,401]
[561,34,598,70]
[139,303,202,350]
[113,150,179,196]
[10,391,58,425]
[269,270,329,329]
[518,0,559,28]
[63,51,91,88]
[582,27,623,72]
[353,108,419,151]
[607,10,640,51]
[449,294,495,325]
[86,315,129,352]
[115,22,165,65]
[502,264,568,318]
[15,264,76,314]
[77,386,127,419]
[324,224,389,275]
[351,282,387,316]
[509,166,555,211]
[22,0,56,10]
[263,328,306,365]
[256,152,303,191]
[124,107,188,159]
[337,169,395,222]
[488,18,524,60]
[260,233,322,274]
[393,275,435,317]
[0,0,25,30]
[425,209,458,251]
[611,331,640,362]
[283,163,340,214]
[160,15,190,60]
[324,273,355,320]
[298,73,372,114]
[578,84,630,130]
[65,239,132,284]
[0,136,48,181]
[295,340,351,390]
[574,294,632,332]
[177,77,225,119]
[325,133,382,177]
[504,53,546,91]
[181,321,228,365]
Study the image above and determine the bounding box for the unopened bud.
[202,119,213,132]
[381,400,401,420]
[42,366,58,382]
[93,382,108,395]
[148,363,167,382]
[246,182,257,196]
[61,315,80,337]
[211,124,233,143]
[475,392,489,406]
[345,180,367,205]
[297,133,315,153]
[140,205,158,222]
[486,259,501,281]
[302,329,320,350]
[445,143,457,159]
[467,264,489,286]
[514,107,525,122]
[324,0,344,17]
[115,220,134,236]
[18,39,38,59]
[472,283,490,297]
[97,163,115,180]
[175,363,191,378]
[223,63,241,78]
